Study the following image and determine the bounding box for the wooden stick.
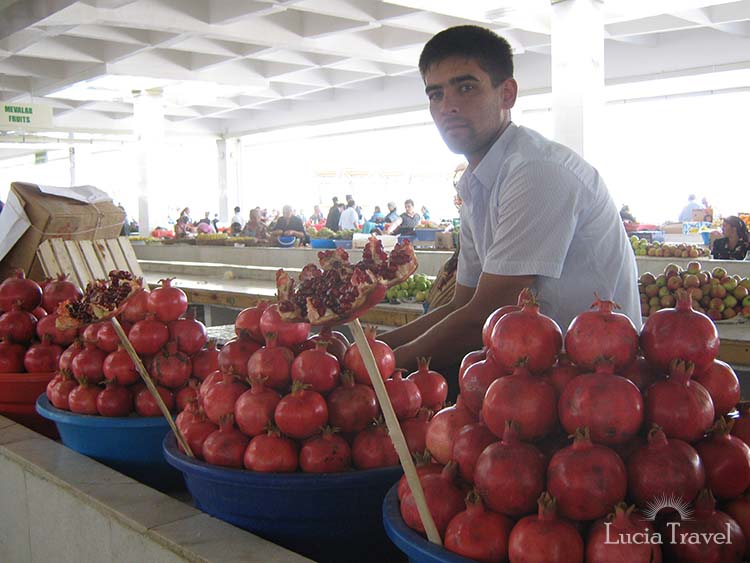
[348,319,442,545]
[109,317,194,457]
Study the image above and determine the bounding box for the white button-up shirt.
[457,123,641,332]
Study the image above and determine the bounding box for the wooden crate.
[36,236,144,288]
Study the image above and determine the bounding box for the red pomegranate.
[459,354,505,415]
[246,332,293,391]
[0,338,26,373]
[627,425,705,508]
[564,295,639,371]
[544,354,581,396]
[620,356,661,393]
[42,274,82,314]
[191,340,219,381]
[128,316,169,356]
[444,490,514,563]
[71,342,107,384]
[481,291,526,349]
[489,289,562,374]
[351,420,399,469]
[234,301,269,343]
[474,421,546,517]
[694,418,750,500]
[102,346,139,386]
[135,385,175,416]
[68,381,102,414]
[724,492,750,559]
[36,313,78,346]
[202,372,247,425]
[0,270,42,312]
[0,303,37,344]
[259,304,310,349]
[168,310,207,356]
[146,278,188,322]
[425,397,476,465]
[326,372,379,434]
[558,362,644,445]
[234,378,281,437]
[640,288,719,373]
[458,348,486,381]
[398,452,442,501]
[407,357,448,411]
[218,334,262,379]
[586,504,662,563]
[244,428,299,472]
[119,288,149,323]
[508,492,584,563]
[644,359,714,443]
[400,408,433,455]
[273,381,328,440]
[202,415,249,468]
[385,370,422,421]
[547,427,627,521]
[291,339,340,395]
[296,326,349,363]
[23,336,63,373]
[692,359,741,417]
[400,462,465,536]
[96,381,133,417]
[299,428,351,473]
[482,364,558,442]
[343,325,395,386]
[451,421,498,483]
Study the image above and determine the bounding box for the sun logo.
[642,493,694,521]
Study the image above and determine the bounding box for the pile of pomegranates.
[0,270,80,374]
[397,289,749,563]
[174,301,449,475]
[45,278,216,418]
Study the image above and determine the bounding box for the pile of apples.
[630,236,710,258]
[640,261,750,321]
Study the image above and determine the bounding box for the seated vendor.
[270,205,308,244]
[386,199,422,236]
[711,216,750,260]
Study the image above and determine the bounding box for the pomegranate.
[151,342,192,389]
[192,340,219,381]
[296,326,349,363]
[489,289,562,374]
[385,370,422,421]
[659,489,745,563]
[246,332,293,391]
[168,309,207,356]
[68,381,102,414]
[71,343,107,384]
[398,452,442,501]
[326,371,379,434]
[644,359,714,443]
[564,295,639,371]
[459,354,505,415]
[425,397,476,465]
[458,348,486,381]
[0,338,26,373]
[507,492,584,563]
[558,362,644,445]
[119,288,149,323]
[32,306,47,320]
[93,321,119,353]
[59,340,83,375]
[640,288,719,373]
[692,359,740,417]
[627,425,705,508]
[178,407,217,459]
[128,316,169,356]
[234,378,281,437]
[400,408,433,455]
[102,346,139,386]
[273,381,328,440]
[48,372,78,410]
[451,421,498,483]
[547,427,627,521]
[343,325,396,386]
[202,415,249,468]
[0,303,37,344]
[407,357,448,412]
[352,420,399,469]
[732,402,750,447]
[695,418,750,500]
[482,364,558,442]
[291,339,340,395]
[0,270,42,312]
[175,379,200,412]
[218,334,261,379]
[36,313,77,346]
[23,336,63,372]
[42,274,82,314]
[96,381,133,417]
[724,492,750,559]
[244,427,299,472]
[234,301,269,343]
[202,372,247,424]
[198,370,223,403]
[481,291,525,349]
[586,503,662,563]
[259,304,309,349]
[474,421,546,516]
[299,428,352,473]
[621,356,660,393]
[134,385,174,416]
[400,462,465,536]
[544,354,581,395]
[444,490,514,563]
[147,278,188,322]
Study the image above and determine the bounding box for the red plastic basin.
[0,372,55,404]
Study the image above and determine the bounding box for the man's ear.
[501,78,518,109]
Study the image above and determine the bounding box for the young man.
[386,199,422,236]
[381,25,640,372]
[325,197,341,231]
[339,199,359,230]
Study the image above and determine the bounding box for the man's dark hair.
[404,199,414,206]
[347,200,356,208]
[332,196,339,204]
[234,206,240,213]
[419,25,514,87]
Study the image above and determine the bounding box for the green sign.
[1,103,53,129]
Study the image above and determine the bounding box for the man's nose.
[439,91,460,115]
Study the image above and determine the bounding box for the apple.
[665,264,680,276]
[742,306,750,318]
[640,273,656,286]
[709,297,725,312]
[666,276,683,291]
[700,295,711,307]
[649,296,661,307]
[658,286,670,298]
[683,274,700,289]
[660,295,676,308]
[723,307,738,320]
[645,284,659,298]
[710,285,727,299]
[724,295,738,309]
[698,272,710,285]
[739,279,750,290]
[707,308,723,322]
[722,276,738,291]
[655,274,667,288]
[742,295,750,308]
[649,305,660,316]
[686,261,702,275]
[712,267,727,279]
[733,286,749,300]
[688,287,703,301]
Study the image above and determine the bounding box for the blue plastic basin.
[383,485,474,563]
[278,235,296,247]
[333,239,353,249]
[414,229,443,242]
[310,238,336,249]
[163,432,403,563]
[36,395,182,491]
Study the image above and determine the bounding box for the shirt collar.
[460,122,518,193]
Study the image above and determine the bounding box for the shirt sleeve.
[483,161,583,279]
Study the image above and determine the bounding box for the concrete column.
[217,138,229,222]
[133,88,165,235]
[217,137,243,222]
[68,141,76,186]
[551,0,604,161]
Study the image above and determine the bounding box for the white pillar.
[68,143,76,186]
[551,0,604,162]
[217,137,243,222]
[133,88,165,235]
[217,138,229,222]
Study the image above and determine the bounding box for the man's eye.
[459,83,474,93]
[427,91,443,102]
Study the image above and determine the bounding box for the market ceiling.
[0,0,748,138]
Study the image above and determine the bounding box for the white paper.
[37,184,112,204]
[0,191,32,263]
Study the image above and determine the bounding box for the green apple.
[686,261,702,275]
